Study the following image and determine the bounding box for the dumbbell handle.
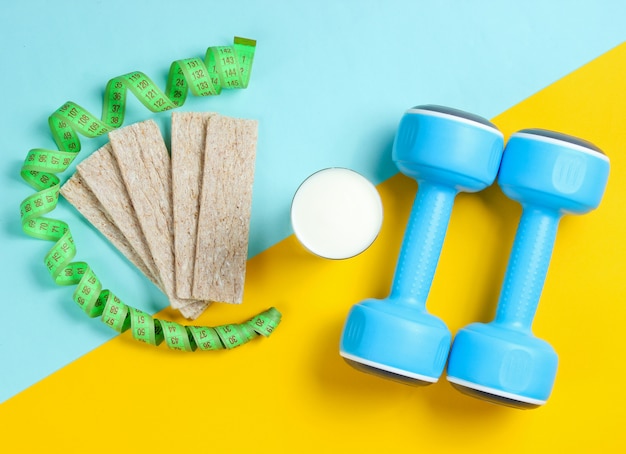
[494,206,561,331]
[389,181,458,309]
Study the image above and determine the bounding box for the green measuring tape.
[19,37,281,351]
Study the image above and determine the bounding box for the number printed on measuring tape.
[19,37,281,351]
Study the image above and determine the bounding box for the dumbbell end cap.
[341,354,436,386]
[447,377,544,409]
[411,104,499,131]
[393,105,504,191]
[446,323,557,407]
[340,300,451,385]
[500,129,610,213]
[517,128,604,155]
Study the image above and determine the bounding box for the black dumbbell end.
[343,358,433,387]
[517,128,604,155]
[412,104,499,130]
[449,381,542,410]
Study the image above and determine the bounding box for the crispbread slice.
[171,111,216,300]
[192,116,258,303]
[107,120,209,318]
[76,143,161,284]
[60,171,160,288]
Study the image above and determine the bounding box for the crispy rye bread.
[75,143,160,284]
[192,116,258,304]
[107,120,209,319]
[60,171,160,288]
[171,112,216,300]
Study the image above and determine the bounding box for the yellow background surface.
[2,43,625,452]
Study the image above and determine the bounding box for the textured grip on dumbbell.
[495,207,561,331]
[390,182,457,308]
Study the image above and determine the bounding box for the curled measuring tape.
[19,37,282,351]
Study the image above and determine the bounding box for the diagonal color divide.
[2,43,626,452]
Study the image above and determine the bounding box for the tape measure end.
[234,37,257,47]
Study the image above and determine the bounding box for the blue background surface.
[1,0,624,403]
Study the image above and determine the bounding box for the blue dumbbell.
[446,129,610,408]
[340,105,504,385]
